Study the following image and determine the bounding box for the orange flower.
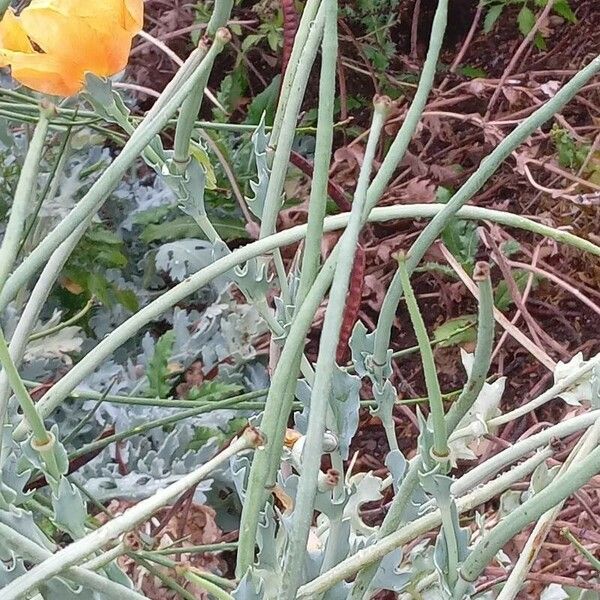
[0,0,143,96]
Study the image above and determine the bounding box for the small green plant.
[484,0,576,49]
[341,0,400,71]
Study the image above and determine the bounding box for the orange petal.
[0,8,34,54]
[25,0,143,35]
[0,49,83,95]
[124,0,144,34]
[19,8,134,76]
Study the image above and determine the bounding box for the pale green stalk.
[0,108,49,292]
[183,571,235,600]
[562,529,600,571]
[371,53,600,372]
[270,0,322,148]
[207,0,234,35]
[453,442,600,597]
[487,353,600,428]
[18,120,74,259]
[13,205,599,440]
[28,297,94,341]
[0,221,89,425]
[445,263,494,432]
[296,0,337,303]
[397,254,447,459]
[172,46,214,169]
[0,523,147,600]
[352,263,492,598]
[42,383,267,409]
[495,421,600,600]
[149,542,238,555]
[0,430,260,600]
[279,97,389,600]
[235,254,338,577]
[68,391,266,461]
[0,33,230,312]
[0,327,59,480]
[362,0,448,217]
[397,256,458,589]
[453,409,600,494]
[298,449,553,597]
[259,4,326,238]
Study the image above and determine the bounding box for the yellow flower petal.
[25,0,143,35]
[19,8,134,76]
[0,49,83,96]
[0,8,34,54]
[0,0,144,96]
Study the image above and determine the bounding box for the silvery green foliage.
[118,176,176,231]
[233,572,265,600]
[273,261,301,343]
[245,113,272,220]
[39,144,112,224]
[74,425,218,503]
[447,351,505,466]
[155,238,221,283]
[84,74,166,171]
[170,155,208,222]
[294,365,360,460]
[350,321,393,383]
[0,425,31,508]
[0,506,54,548]
[233,254,271,303]
[52,478,88,539]
[554,352,596,406]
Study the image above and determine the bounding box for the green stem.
[17,118,74,259]
[0,107,49,292]
[172,42,212,170]
[148,542,238,555]
[371,53,600,372]
[0,430,260,600]
[363,0,448,217]
[398,254,448,459]
[207,0,234,35]
[182,570,235,600]
[0,523,147,600]
[13,203,600,440]
[128,553,197,600]
[296,0,337,304]
[279,96,390,600]
[259,4,326,238]
[454,443,600,596]
[0,33,230,312]
[68,391,266,461]
[0,329,47,444]
[235,255,337,577]
[270,0,322,148]
[444,263,494,432]
[298,449,552,597]
[439,495,459,588]
[562,528,600,572]
[28,297,95,341]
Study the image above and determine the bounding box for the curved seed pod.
[281,0,300,75]
[336,243,366,364]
